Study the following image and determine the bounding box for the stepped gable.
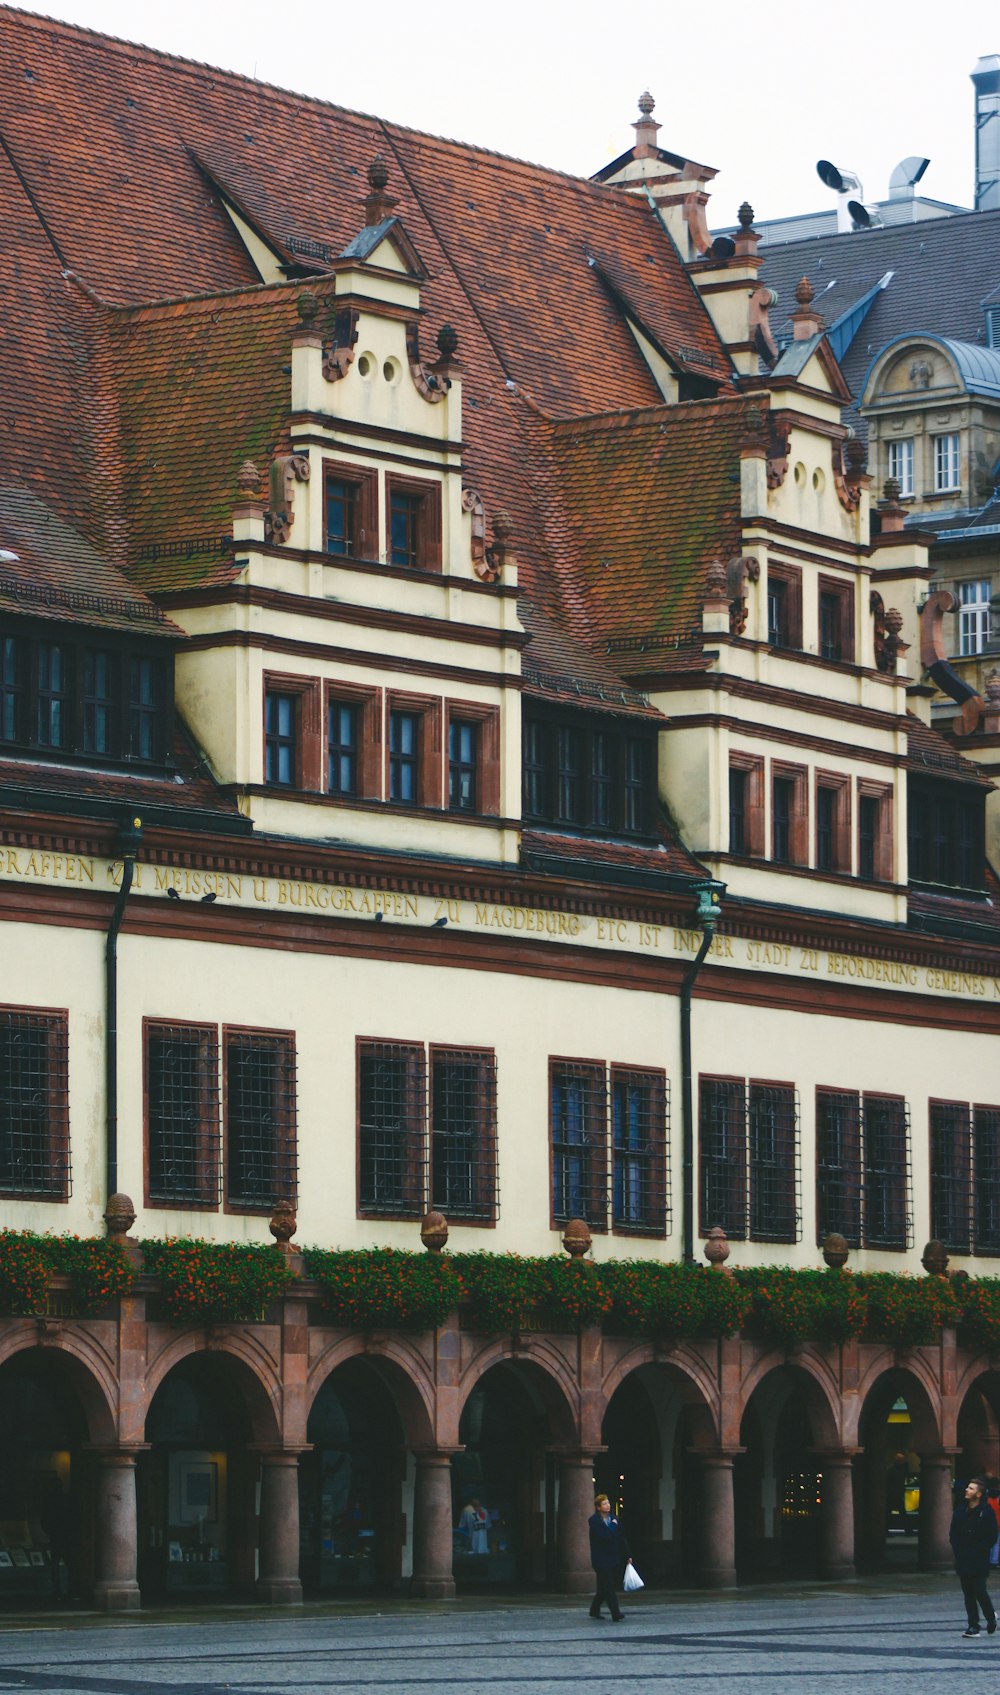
[534,394,760,656]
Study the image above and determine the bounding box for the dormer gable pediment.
[337,217,429,282]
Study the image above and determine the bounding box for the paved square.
[0,1579,997,1694]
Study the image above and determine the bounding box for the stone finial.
[822,1232,849,1269]
[845,437,866,475]
[985,668,1000,703]
[364,155,397,224]
[703,1225,730,1268]
[922,1239,949,1277]
[632,90,661,159]
[296,290,320,327]
[492,509,514,542]
[791,275,825,341]
[703,558,729,602]
[884,607,904,637]
[883,476,901,504]
[368,155,389,193]
[269,1200,297,1254]
[104,1192,136,1240]
[738,201,755,229]
[795,276,815,307]
[237,459,260,495]
[436,322,459,359]
[638,90,656,116]
[562,1218,592,1259]
[420,1210,449,1253]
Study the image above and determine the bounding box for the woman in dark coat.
[950,1475,999,1636]
[588,1493,630,1622]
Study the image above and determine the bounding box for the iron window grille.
[358,1042,427,1218]
[815,1089,862,1246]
[748,1083,800,1243]
[431,1048,498,1221]
[699,1078,748,1240]
[975,1107,1000,1256]
[861,1094,912,1250]
[225,1031,298,1211]
[930,1100,972,1253]
[611,1068,669,1236]
[0,1008,70,1200]
[550,1061,608,1230]
[146,1023,221,1207]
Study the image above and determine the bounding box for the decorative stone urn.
[822,1232,850,1269]
[420,1210,449,1253]
[562,1218,592,1259]
[703,1225,731,1269]
[922,1239,949,1277]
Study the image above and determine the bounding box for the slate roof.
[758,209,1000,419]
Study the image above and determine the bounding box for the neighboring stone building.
[0,7,999,1612]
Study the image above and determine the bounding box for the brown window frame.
[323,460,379,560]
[861,1091,911,1251]
[263,672,322,791]
[815,1087,862,1247]
[857,779,893,883]
[818,574,855,664]
[974,1105,1000,1256]
[325,680,382,800]
[386,690,443,809]
[222,1026,298,1216]
[385,472,443,572]
[0,1005,70,1202]
[429,1045,498,1225]
[814,770,852,874]
[698,1074,747,1241]
[143,1019,221,1211]
[356,1038,427,1220]
[766,561,803,650]
[728,752,765,857]
[771,761,808,866]
[611,1065,668,1239]
[748,1079,799,1244]
[445,700,501,817]
[929,1097,972,1255]
[549,1057,609,1234]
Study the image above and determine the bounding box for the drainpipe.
[681,880,724,1263]
[105,815,143,1203]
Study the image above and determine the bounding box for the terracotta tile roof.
[0,6,730,617]
[0,723,244,820]
[520,602,662,720]
[532,395,761,649]
[0,483,180,634]
[521,826,708,883]
[905,713,995,788]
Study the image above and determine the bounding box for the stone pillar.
[699,1452,738,1589]
[556,1452,596,1593]
[818,1453,856,1579]
[256,1451,304,1605]
[92,1449,141,1612]
[410,1450,456,1599]
[918,1453,955,1572]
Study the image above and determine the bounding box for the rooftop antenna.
[817,159,863,233]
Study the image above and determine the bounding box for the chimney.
[972,55,1000,211]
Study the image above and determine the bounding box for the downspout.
[105,816,143,1203]
[681,881,724,1263]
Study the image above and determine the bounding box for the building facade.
[0,9,999,1609]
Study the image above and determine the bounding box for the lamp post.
[680,880,724,1263]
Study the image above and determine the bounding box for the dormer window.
[326,478,358,554]
[887,438,914,498]
[522,707,657,838]
[0,623,170,767]
[766,564,802,650]
[908,777,985,894]
[323,463,377,560]
[933,433,960,493]
[386,474,441,572]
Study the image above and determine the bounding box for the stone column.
[256,1451,304,1605]
[556,1452,596,1593]
[918,1453,955,1572]
[92,1449,141,1612]
[818,1452,856,1579]
[699,1452,738,1589]
[410,1450,456,1599]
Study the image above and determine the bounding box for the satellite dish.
[817,159,845,191]
[709,235,736,261]
[848,200,872,229]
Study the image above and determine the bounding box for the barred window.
[749,1083,799,1243]
[862,1094,911,1250]
[0,1008,70,1200]
[431,1048,497,1221]
[699,1078,747,1240]
[358,1042,426,1217]
[225,1030,297,1211]
[550,1061,607,1230]
[145,1023,220,1207]
[930,1100,972,1253]
[975,1107,1000,1255]
[816,1089,862,1246]
[612,1068,668,1236]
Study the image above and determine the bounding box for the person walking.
[950,1475,999,1637]
[588,1493,630,1622]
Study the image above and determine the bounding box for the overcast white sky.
[19,0,1000,221]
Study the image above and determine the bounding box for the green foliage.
[601,1260,748,1339]
[304,1248,460,1331]
[46,1237,134,1313]
[0,1231,53,1314]
[450,1253,548,1332]
[959,1277,1000,1354]
[861,1271,961,1347]
[736,1267,868,1348]
[139,1239,294,1325]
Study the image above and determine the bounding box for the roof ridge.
[107,274,321,323]
[0,4,653,201]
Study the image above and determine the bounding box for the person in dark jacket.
[588,1493,630,1621]
[950,1475,999,1636]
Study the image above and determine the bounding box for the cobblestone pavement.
[0,1576,997,1694]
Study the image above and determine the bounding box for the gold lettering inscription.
[1,848,94,885]
[827,953,919,988]
[473,902,581,937]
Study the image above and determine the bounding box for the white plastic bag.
[623,1560,644,1592]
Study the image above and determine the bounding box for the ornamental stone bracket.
[265,453,310,545]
